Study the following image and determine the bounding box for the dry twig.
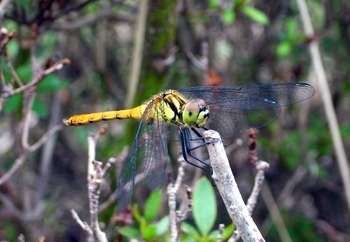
[204,130,265,242]
[72,132,108,242]
[168,157,187,242]
[296,0,350,210]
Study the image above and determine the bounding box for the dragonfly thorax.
[182,99,210,128]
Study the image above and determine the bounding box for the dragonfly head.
[182,99,210,128]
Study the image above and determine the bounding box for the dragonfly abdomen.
[63,105,147,126]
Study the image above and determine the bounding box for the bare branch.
[261,185,293,242]
[2,58,70,99]
[126,0,149,108]
[0,28,17,51]
[246,161,269,215]
[0,155,26,185]
[204,130,265,242]
[168,157,187,242]
[72,132,108,241]
[49,0,98,22]
[175,184,192,225]
[50,9,134,31]
[0,31,70,192]
[184,42,209,71]
[98,148,128,212]
[217,224,225,242]
[246,131,269,216]
[28,125,62,152]
[71,209,93,235]
[0,192,22,218]
[17,234,25,242]
[0,0,11,18]
[101,148,128,177]
[296,0,350,210]
[88,161,108,242]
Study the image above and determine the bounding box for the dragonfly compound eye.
[182,99,210,128]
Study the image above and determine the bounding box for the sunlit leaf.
[6,38,20,59]
[276,41,292,57]
[119,226,139,239]
[222,223,235,240]
[143,224,157,240]
[221,9,236,25]
[208,229,219,237]
[182,222,199,236]
[155,216,169,236]
[144,190,162,222]
[209,0,220,9]
[241,6,269,25]
[192,177,217,236]
[286,18,298,40]
[132,204,142,223]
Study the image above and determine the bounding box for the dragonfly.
[64,82,315,211]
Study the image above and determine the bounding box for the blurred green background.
[0,0,349,241]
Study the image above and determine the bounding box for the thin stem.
[126,0,149,108]
[296,0,350,210]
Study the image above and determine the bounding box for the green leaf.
[316,166,329,180]
[144,190,162,222]
[222,223,235,240]
[17,63,33,83]
[119,226,140,239]
[155,216,169,236]
[32,97,48,118]
[209,0,220,9]
[133,203,148,239]
[3,93,22,114]
[14,0,31,10]
[340,126,350,138]
[132,204,143,223]
[143,224,157,240]
[286,18,298,40]
[192,177,217,236]
[37,75,69,93]
[4,222,17,241]
[42,33,57,50]
[276,41,292,57]
[241,6,269,25]
[6,38,20,58]
[221,9,236,25]
[208,229,219,238]
[182,222,199,236]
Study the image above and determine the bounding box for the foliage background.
[0,0,349,241]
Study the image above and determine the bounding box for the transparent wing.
[178,83,314,106]
[116,121,141,211]
[141,118,169,190]
[206,96,281,137]
[178,83,314,138]
[116,99,169,211]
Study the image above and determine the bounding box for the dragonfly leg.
[188,127,218,149]
[180,128,212,173]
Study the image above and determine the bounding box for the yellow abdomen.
[64,90,189,126]
[64,104,147,126]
